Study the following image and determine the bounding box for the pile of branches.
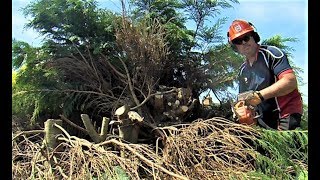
[13,117,267,179]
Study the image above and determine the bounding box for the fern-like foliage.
[250,128,308,179]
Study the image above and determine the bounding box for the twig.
[100,53,126,79]
[12,130,45,141]
[59,114,88,134]
[119,58,141,109]
[131,88,177,110]
[53,156,69,179]
[54,123,76,147]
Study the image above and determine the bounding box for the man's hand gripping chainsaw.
[232,90,262,125]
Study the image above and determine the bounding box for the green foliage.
[14,72,67,123]
[23,0,99,39]
[197,17,228,50]
[23,0,119,57]
[300,104,308,130]
[129,0,241,97]
[113,166,130,180]
[261,35,298,57]
[130,0,195,55]
[14,0,123,125]
[12,39,64,123]
[92,166,130,180]
[253,128,308,179]
[297,170,308,180]
[12,39,33,69]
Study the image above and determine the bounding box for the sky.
[12,0,308,103]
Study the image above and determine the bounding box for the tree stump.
[44,119,63,150]
[115,105,141,143]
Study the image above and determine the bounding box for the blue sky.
[12,0,308,103]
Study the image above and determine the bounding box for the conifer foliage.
[12,0,307,179]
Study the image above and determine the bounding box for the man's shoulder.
[259,45,284,59]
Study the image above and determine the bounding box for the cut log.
[100,117,110,141]
[44,119,63,150]
[203,96,212,107]
[154,93,164,111]
[115,105,129,118]
[115,106,140,144]
[174,105,189,116]
[128,111,144,122]
[119,121,140,144]
[177,87,192,104]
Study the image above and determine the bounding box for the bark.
[44,119,63,150]
[100,117,110,141]
[81,114,102,143]
[115,105,141,143]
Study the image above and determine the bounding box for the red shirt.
[276,69,303,117]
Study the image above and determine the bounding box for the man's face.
[232,32,257,57]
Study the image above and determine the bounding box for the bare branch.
[59,114,88,134]
[119,58,141,107]
[131,88,177,110]
[100,53,127,79]
[12,130,45,141]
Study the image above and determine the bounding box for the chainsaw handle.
[233,100,256,125]
[234,100,245,109]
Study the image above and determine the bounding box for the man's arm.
[259,71,298,100]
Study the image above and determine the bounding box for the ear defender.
[248,22,260,43]
[252,31,260,43]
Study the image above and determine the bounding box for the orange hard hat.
[227,19,254,41]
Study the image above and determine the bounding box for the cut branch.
[12,129,45,141]
[100,117,110,141]
[81,114,102,143]
[59,114,88,134]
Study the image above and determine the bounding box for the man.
[227,19,303,130]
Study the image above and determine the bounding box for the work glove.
[238,91,264,107]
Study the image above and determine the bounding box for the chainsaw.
[232,90,261,125]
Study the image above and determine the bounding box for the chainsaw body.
[233,90,260,125]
